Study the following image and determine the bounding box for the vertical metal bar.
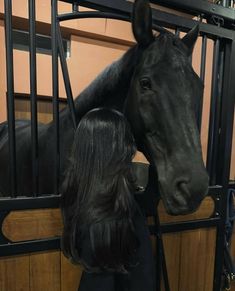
[222,0,230,7]
[206,38,220,185]
[213,40,235,291]
[147,166,170,291]
[212,46,224,181]
[155,232,162,291]
[51,0,60,195]
[197,35,207,131]
[217,40,235,186]
[4,0,17,197]
[175,27,180,37]
[57,24,77,129]
[200,36,207,88]
[155,211,170,291]
[29,0,38,196]
[73,1,79,12]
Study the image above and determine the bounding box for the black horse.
[0,0,208,215]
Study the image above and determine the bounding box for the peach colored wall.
[0,0,133,123]
[12,36,129,99]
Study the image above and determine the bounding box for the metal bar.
[58,11,130,22]
[146,166,170,291]
[212,45,224,181]
[150,0,235,22]
[0,211,10,244]
[4,0,17,197]
[58,0,234,39]
[213,39,235,291]
[52,0,60,195]
[198,35,207,131]
[206,38,220,185]
[0,238,60,257]
[62,0,235,21]
[29,0,39,197]
[0,196,60,211]
[216,42,235,187]
[58,10,170,36]
[72,1,79,12]
[208,185,223,195]
[222,0,230,7]
[57,23,77,129]
[58,0,234,40]
[154,211,170,291]
[175,27,180,37]
[214,45,225,178]
[149,217,221,234]
[155,235,162,291]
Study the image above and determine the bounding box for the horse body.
[0,0,208,216]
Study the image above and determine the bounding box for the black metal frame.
[1,1,235,291]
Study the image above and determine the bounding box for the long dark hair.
[61,108,139,273]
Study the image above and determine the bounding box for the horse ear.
[182,25,199,56]
[132,0,154,47]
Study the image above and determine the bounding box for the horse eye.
[140,78,152,90]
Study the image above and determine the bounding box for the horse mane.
[60,44,142,122]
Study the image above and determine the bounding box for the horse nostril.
[175,180,189,195]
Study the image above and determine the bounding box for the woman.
[61,108,155,291]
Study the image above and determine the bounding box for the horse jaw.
[142,132,209,215]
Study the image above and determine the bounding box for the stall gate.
[0,0,235,290]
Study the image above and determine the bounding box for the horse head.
[125,0,209,215]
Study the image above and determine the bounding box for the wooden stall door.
[0,196,217,291]
[0,208,82,291]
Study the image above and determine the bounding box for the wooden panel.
[2,209,62,242]
[178,228,216,291]
[163,233,181,291]
[0,255,30,291]
[30,251,60,291]
[61,253,83,291]
[158,196,214,223]
[15,98,67,124]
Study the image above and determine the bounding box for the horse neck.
[71,44,142,120]
[57,44,142,138]
[49,45,142,172]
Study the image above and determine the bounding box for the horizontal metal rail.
[58,11,130,22]
[0,196,60,211]
[149,217,221,234]
[0,238,60,257]
[59,0,235,39]
[151,0,235,21]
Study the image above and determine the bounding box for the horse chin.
[158,175,208,216]
[161,198,201,216]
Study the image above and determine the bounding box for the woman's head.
[73,107,136,181]
[61,108,138,273]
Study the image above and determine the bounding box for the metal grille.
[0,1,235,291]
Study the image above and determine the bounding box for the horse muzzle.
[158,166,209,215]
